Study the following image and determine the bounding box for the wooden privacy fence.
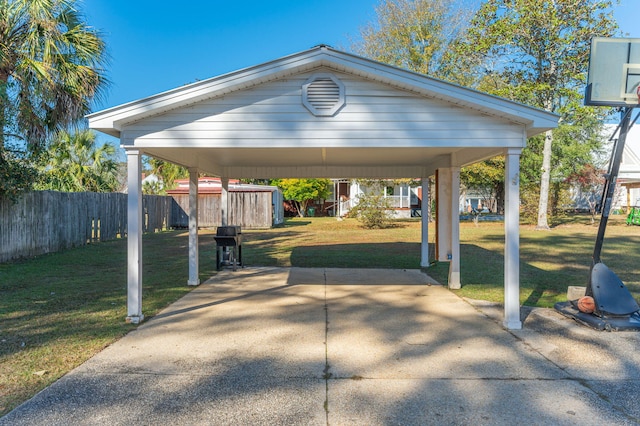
[170,192,275,228]
[0,191,171,263]
[1,190,275,263]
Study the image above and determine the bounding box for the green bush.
[0,150,37,202]
[349,193,396,229]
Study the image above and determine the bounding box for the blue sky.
[84,0,378,110]
[84,0,639,130]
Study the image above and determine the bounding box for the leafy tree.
[36,129,120,192]
[353,0,477,82]
[565,163,605,224]
[0,0,108,198]
[460,0,618,228]
[460,156,505,213]
[144,157,189,194]
[142,178,163,195]
[0,149,37,201]
[272,178,332,217]
[0,0,108,150]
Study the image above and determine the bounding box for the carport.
[87,46,558,329]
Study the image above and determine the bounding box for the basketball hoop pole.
[577,106,640,322]
[589,107,633,269]
[555,37,640,328]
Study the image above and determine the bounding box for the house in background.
[167,177,283,228]
[317,179,496,219]
[572,123,640,213]
[618,123,640,210]
[309,179,422,218]
[321,127,640,218]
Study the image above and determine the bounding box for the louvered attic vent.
[302,73,345,117]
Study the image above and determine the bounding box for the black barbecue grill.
[214,226,242,271]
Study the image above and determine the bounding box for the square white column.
[126,150,143,324]
[436,168,461,289]
[448,167,461,289]
[504,149,522,329]
[436,168,452,261]
[420,177,430,267]
[221,177,229,226]
[188,168,200,286]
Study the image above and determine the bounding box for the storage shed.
[166,177,283,228]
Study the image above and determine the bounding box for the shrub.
[350,192,396,229]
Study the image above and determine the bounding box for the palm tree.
[0,0,108,153]
[146,157,189,193]
[36,129,120,192]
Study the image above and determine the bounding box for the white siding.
[122,71,524,148]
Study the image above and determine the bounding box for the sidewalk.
[2,267,639,425]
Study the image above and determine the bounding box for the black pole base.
[554,301,640,331]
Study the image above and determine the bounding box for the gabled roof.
[88,45,560,179]
[88,45,558,139]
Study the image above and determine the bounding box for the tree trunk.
[536,129,553,230]
[495,181,505,215]
[0,75,8,152]
[296,200,306,217]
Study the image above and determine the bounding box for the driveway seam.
[322,268,330,425]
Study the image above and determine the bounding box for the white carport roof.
[88,45,558,179]
[87,45,559,330]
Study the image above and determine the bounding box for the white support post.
[336,181,341,218]
[188,168,200,286]
[448,167,461,289]
[221,177,229,226]
[420,177,430,267]
[126,150,143,324]
[436,168,452,261]
[504,149,522,329]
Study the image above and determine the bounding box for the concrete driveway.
[2,267,640,425]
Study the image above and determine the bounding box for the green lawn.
[1,215,639,415]
[241,216,640,307]
[0,231,219,416]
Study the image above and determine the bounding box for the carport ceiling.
[141,147,504,179]
[88,46,559,178]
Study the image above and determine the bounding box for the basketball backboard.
[585,37,640,107]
